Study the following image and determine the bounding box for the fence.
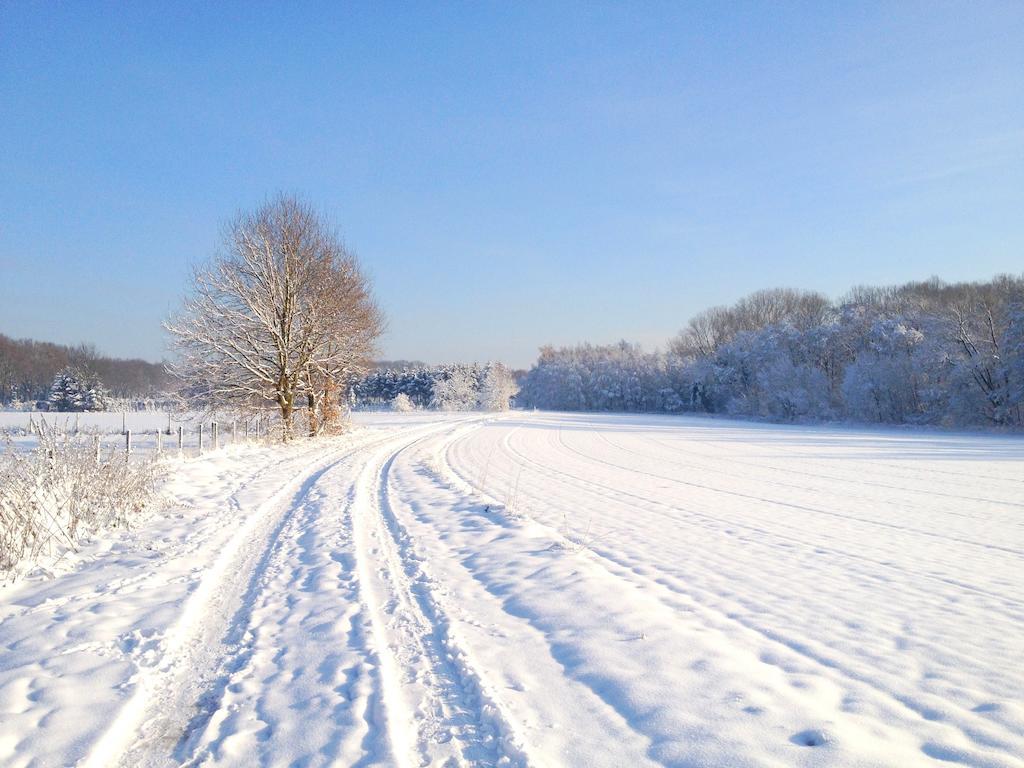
[7,412,278,462]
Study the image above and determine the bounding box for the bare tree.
[670,288,831,359]
[165,195,384,439]
[669,305,730,359]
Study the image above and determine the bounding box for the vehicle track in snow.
[350,419,527,768]
[80,429,421,768]
[488,425,1024,617]
[514,425,1024,614]
[607,430,1024,526]
[556,429,1024,556]
[83,416,524,768]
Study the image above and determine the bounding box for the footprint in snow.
[118,627,164,666]
[790,729,833,748]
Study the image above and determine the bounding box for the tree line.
[0,334,171,408]
[518,275,1024,428]
[354,362,518,411]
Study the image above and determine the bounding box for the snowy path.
[1,412,1023,767]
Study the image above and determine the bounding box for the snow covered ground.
[1,411,1022,767]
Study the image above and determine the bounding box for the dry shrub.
[0,423,163,577]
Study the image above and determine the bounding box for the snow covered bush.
[0,424,163,577]
[841,320,929,423]
[391,392,415,412]
[709,327,832,421]
[755,356,831,421]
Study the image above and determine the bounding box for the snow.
[1,411,1022,767]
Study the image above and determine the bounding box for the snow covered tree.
[1003,302,1024,424]
[670,288,831,359]
[354,362,519,412]
[431,366,479,411]
[515,274,1024,427]
[841,323,909,422]
[517,343,677,413]
[47,367,111,412]
[166,195,384,439]
[477,362,518,411]
[80,378,111,412]
[48,368,83,411]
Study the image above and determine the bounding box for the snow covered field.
[1,411,1022,767]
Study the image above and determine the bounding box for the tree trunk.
[307,390,319,437]
[278,392,293,442]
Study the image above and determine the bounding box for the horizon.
[2,3,1022,369]
[3,268,1023,371]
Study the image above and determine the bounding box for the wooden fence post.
[212,421,219,450]
[156,429,162,455]
[177,425,184,455]
[125,430,132,461]
[198,423,204,455]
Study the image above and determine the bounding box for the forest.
[518,275,1024,427]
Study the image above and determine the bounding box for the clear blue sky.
[1,2,1022,368]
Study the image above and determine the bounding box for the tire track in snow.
[585,429,1024,607]
[559,429,1024,556]
[555,426,1024,611]
[143,420,482,767]
[505,426,1024,616]
[351,420,529,768]
[615,431,1022,524]
[1,446,305,625]
[663,424,1024,488]
[174,455,373,766]
[406,424,667,767]
[627,431,1024,527]
[79,433,397,768]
